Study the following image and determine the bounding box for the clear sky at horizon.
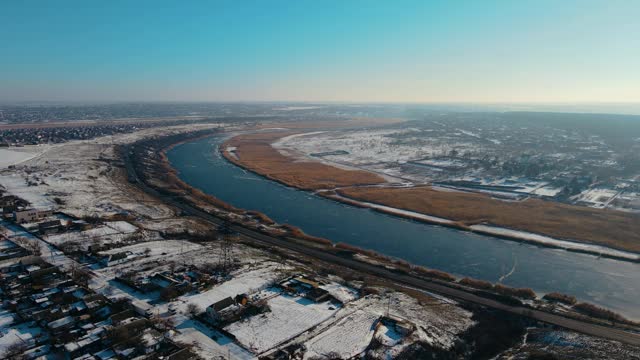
[1,1,638,103]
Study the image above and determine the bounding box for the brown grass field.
[223,131,386,190]
[337,186,640,253]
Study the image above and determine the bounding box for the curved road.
[122,144,640,346]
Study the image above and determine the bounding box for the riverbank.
[220,131,640,262]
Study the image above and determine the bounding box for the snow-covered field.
[93,240,206,281]
[303,309,378,359]
[45,221,140,248]
[268,291,475,359]
[0,146,50,169]
[225,289,339,353]
[0,123,225,220]
[273,128,481,184]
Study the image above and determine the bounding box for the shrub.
[459,277,494,290]
[334,243,382,258]
[246,210,275,225]
[283,225,333,245]
[186,303,202,317]
[494,284,536,300]
[414,266,456,282]
[543,292,577,305]
[574,302,629,323]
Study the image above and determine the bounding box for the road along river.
[167,136,640,320]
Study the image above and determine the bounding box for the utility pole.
[217,221,235,274]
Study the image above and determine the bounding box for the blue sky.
[1,0,638,103]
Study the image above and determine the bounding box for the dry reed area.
[337,186,640,253]
[223,131,386,190]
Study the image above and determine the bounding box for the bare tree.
[13,236,42,256]
[186,303,201,317]
[3,341,28,360]
[72,265,92,287]
[151,315,175,334]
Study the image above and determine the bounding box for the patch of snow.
[470,224,639,261]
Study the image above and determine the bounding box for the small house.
[47,315,76,334]
[206,296,236,321]
[100,251,137,267]
[38,219,63,234]
[305,287,331,303]
[14,208,54,223]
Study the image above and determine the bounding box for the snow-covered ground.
[575,188,620,208]
[224,289,339,354]
[319,282,359,304]
[136,218,211,234]
[273,128,481,185]
[274,128,475,166]
[177,263,283,313]
[303,309,378,359]
[45,221,140,249]
[92,240,207,285]
[0,123,225,219]
[172,319,253,360]
[270,291,474,359]
[0,321,44,357]
[0,146,51,169]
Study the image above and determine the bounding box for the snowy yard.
[0,320,44,357]
[176,263,283,314]
[303,310,379,359]
[224,289,339,354]
[319,282,359,304]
